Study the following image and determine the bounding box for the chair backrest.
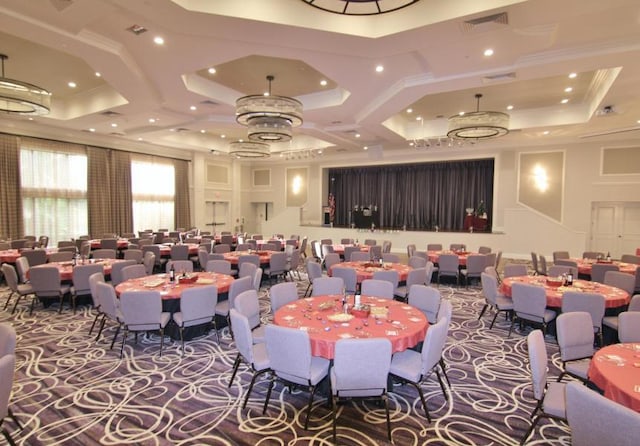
[265,324,313,384]
[178,285,217,327]
[363,239,376,246]
[437,254,459,274]
[332,338,392,398]
[350,251,370,262]
[238,254,260,268]
[503,263,528,278]
[618,311,640,342]
[480,272,500,306]
[547,265,578,278]
[123,249,143,263]
[234,289,261,328]
[72,263,104,294]
[143,252,156,275]
[312,277,344,296]
[0,323,17,358]
[92,249,117,260]
[526,330,549,401]
[251,267,263,291]
[426,243,442,251]
[205,259,233,275]
[425,261,435,284]
[268,252,287,274]
[382,253,399,263]
[119,290,163,328]
[361,279,394,299]
[512,282,547,322]
[170,244,189,260]
[270,281,299,313]
[406,244,416,258]
[228,276,254,310]
[561,292,605,332]
[372,269,399,288]
[0,354,16,420]
[88,271,105,308]
[450,243,466,251]
[604,271,635,295]
[21,249,47,267]
[620,254,640,265]
[628,294,640,311]
[465,254,487,274]
[29,266,62,297]
[239,261,258,279]
[408,255,427,269]
[95,281,120,320]
[566,381,640,446]
[369,245,382,261]
[321,244,335,258]
[342,247,360,262]
[214,244,231,253]
[331,267,357,294]
[538,255,548,275]
[406,267,427,289]
[582,251,604,260]
[382,240,392,253]
[229,309,255,364]
[436,299,453,325]
[100,238,118,250]
[109,260,137,287]
[1,264,20,294]
[408,284,441,323]
[166,260,194,274]
[48,251,75,263]
[121,264,147,281]
[15,257,30,284]
[305,260,323,282]
[553,251,570,262]
[530,252,539,273]
[556,312,595,362]
[420,317,449,374]
[478,246,492,254]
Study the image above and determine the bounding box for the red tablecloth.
[89,239,130,249]
[273,294,428,359]
[500,275,630,308]
[115,272,233,299]
[588,343,640,412]
[158,243,200,257]
[427,250,473,267]
[0,249,21,263]
[329,261,411,283]
[30,258,127,282]
[330,244,369,255]
[572,258,639,276]
[223,250,272,265]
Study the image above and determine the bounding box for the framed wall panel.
[286,167,308,207]
[518,151,564,222]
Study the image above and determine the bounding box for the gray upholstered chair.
[94,282,124,348]
[30,265,71,313]
[233,289,264,343]
[436,253,459,286]
[304,260,323,297]
[503,263,528,278]
[590,263,619,283]
[408,284,441,324]
[88,272,105,335]
[461,254,486,287]
[263,324,330,429]
[604,271,635,295]
[118,290,171,358]
[1,264,34,314]
[361,279,394,300]
[172,285,218,353]
[269,281,298,313]
[71,263,104,313]
[331,267,357,294]
[205,259,233,275]
[561,291,605,345]
[92,249,117,260]
[555,311,594,383]
[618,311,640,343]
[394,267,427,301]
[408,255,427,269]
[108,260,137,287]
[478,272,513,330]
[121,264,147,282]
[509,282,556,337]
[215,276,253,329]
[21,248,47,267]
[330,338,393,443]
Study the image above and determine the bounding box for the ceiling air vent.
[483,72,516,83]
[100,110,121,117]
[126,24,148,35]
[461,12,508,33]
[200,100,220,107]
[175,128,190,133]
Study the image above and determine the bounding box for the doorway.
[205,201,229,233]
[590,201,640,259]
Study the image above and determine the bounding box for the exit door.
[590,202,640,259]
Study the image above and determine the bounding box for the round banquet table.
[588,343,640,412]
[158,243,200,257]
[223,250,272,265]
[329,261,411,283]
[89,239,130,250]
[0,249,21,263]
[273,294,428,359]
[428,250,474,267]
[115,271,233,299]
[30,258,129,281]
[572,258,639,276]
[330,244,370,255]
[500,275,630,309]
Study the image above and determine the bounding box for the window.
[131,158,175,231]
[20,146,88,245]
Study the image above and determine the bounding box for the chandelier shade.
[447,94,509,139]
[235,75,303,143]
[0,54,51,115]
[228,140,271,158]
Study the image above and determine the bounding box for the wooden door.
[591,202,640,259]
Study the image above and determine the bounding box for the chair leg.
[478,304,488,320]
[332,395,338,444]
[95,315,107,342]
[89,311,102,335]
[508,317,517,337]
[243,368,270,409]
[383,394,392,441]
[439,358,452,390]
[1,428,16,446]
[179,327,185,357]
[262,373,275,414]
[489,310,500,329]
[303,384,319,429]
[228,354,242,388]
[119,328,128,358]
[8,409,23,431]
[520,412,542,445]
[3,291,14,310]
[408,381,431,422]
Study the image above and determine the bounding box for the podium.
[463,215,488,231]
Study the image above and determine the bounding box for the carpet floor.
[0,272,573,445]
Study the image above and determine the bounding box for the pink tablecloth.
[572,258,639,276]
[329,261,411,283]
[428,250,474,267]
[31,258,128,281]
[115,272,233,300]
[500,275,630,308]
[0,249,21,263]
[331,244,369,255]
[223,250,272,265]
[89,239,130,249]
[588,343,640,412]
[158,243,200,257]
[273,294,428,359]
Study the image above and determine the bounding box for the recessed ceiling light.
[458,111,465,116]
[320,79,327,86]
[506,105,514,110]
[111,123,117,128]
[363,146,368,150]
[95,72,101,77]
[564,87,573,93]
[148,118,156,123]
[416,116,422,121]
[137,137,143,141]
[220,134,226,138]
[543,130,550,135]
[190,105,197,111]
[207,67,216,74]
[568,72,577,79]
[200,129,205,133]
[355,133,360,138]
[27,117,33,121]
[484,48,494,57]
[153,36,164,45]
[375,65,384,73]
[637,120,640,124]
[88,128,95,132]
[318,149,323,154]
[68,81,77,88]
[561,98,569,104]
[406,108,413,113]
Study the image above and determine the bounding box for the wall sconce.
[292,174,303,195]
[532,164,549,192]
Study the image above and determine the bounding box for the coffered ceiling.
[0,0,639,161]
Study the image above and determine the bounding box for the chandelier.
[300,0,420,15]
[447,94,509,139]
[0,54,51,115]
[228,140,271,158]
[236,75,303,143]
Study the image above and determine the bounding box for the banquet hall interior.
[1,0,640,445]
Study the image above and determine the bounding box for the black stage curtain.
[329,158,494,231]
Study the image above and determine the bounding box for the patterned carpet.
[0,272,573,445]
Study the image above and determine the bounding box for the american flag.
[328,192,335,223]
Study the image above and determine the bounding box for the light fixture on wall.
[0,54,51,115]
[447,93,509,139]
[228,140,271,158]
[236,75,303,142]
